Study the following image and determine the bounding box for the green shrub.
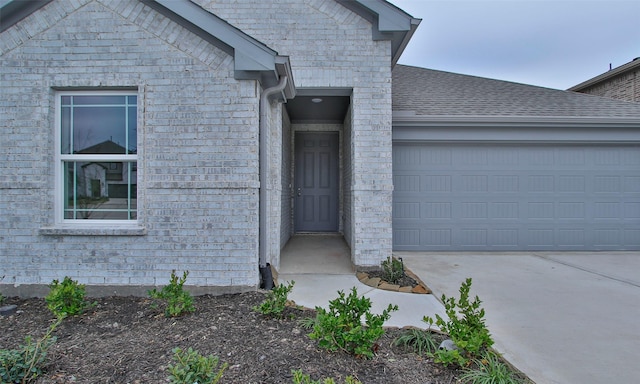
[297,315,316,330]
[459,351,524,384]
[0,318,61,383]
[381,256,404,284]
[424,278,494,367]
[148,270,195,317]
[167,347,227,384]
[393,328,438,355]
[291,369,362,384]
[253,280,295,318]
[45,276,94,318]
[309,287,398,358]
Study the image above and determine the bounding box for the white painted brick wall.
[0,0,395,292]
[1,0,261,289]
[202,0,394,266]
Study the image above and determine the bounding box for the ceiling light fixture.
[311,98,323,103]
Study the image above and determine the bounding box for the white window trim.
[54,90,140,228]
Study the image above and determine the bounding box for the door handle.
[297,187,302,197]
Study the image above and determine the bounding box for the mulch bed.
[0,292,464,383]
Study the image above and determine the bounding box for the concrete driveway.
[397,252,640,384]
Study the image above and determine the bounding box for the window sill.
[39,226,146,236]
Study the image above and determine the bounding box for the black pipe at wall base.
[259,263,274,290]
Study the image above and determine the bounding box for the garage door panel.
[624,230,640,246]
[624,202,640,219]
[393,143,640,251]
[593,229,621,247]
[491,228,519,246]
[625,176,640,192]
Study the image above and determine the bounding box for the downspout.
[258,75,288,289]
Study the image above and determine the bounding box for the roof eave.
[141,1,298,97]
[568,58,640,91]
[0,0,52,33]
[146,0,276,71]
[393,113,640,128]
[1,0,296,98]
[337,0,420,66]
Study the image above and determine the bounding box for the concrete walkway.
[279,234,446,329]
[398,252,640,384]
[280,273,447,329]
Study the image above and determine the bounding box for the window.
[56,92,138,222]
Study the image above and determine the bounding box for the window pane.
[63,161,137,220]
[73,107,127,154]
[128,106,137,154]
[61,107,72,154]
[72,95,126,105]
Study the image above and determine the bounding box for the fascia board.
[151,0,277,72]
[391,17,420,66]
[344,0,420,66]
[393,124,640,143]
[356,0,411,32]
[0,0,52,33]
[393,114,640,128]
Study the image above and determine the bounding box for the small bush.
[148,270,195,317]
[309,287,398,358]
[459,351,524,384]
[424,278,493,367]
[253,280,295,318]
[291,369,362,384]
[0,318,61,383]
[297,316,316,330]
[393,328,438,355]
[167,347,227,384]
[45,276,94,318]
[381,256,404,284]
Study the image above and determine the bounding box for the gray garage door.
[393,142,640,251]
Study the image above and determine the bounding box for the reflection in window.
[58,93,137,221]
[61,95,137,155]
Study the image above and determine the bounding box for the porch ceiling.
[286,96,350,124]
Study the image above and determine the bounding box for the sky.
[388,0,640,90]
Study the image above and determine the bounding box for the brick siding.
[0,0,395,292]
[577,67,640,103]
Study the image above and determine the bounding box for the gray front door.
[294,132,339,232]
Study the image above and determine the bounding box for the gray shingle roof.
[392,64,640,120]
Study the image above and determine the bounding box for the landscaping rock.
[364,277,381,287]
[411,285,430,294]
[0,304,17,316]
[378,282,400,291]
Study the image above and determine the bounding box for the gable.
[1,1,235,80]
[190,0,418,78]
[0,0,295,96]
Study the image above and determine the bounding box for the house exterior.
[392,65,640,251]
[2,0,639,296]
[0,0,419,295]
[569,58,640,103]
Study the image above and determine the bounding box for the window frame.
[54,90,139,226]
